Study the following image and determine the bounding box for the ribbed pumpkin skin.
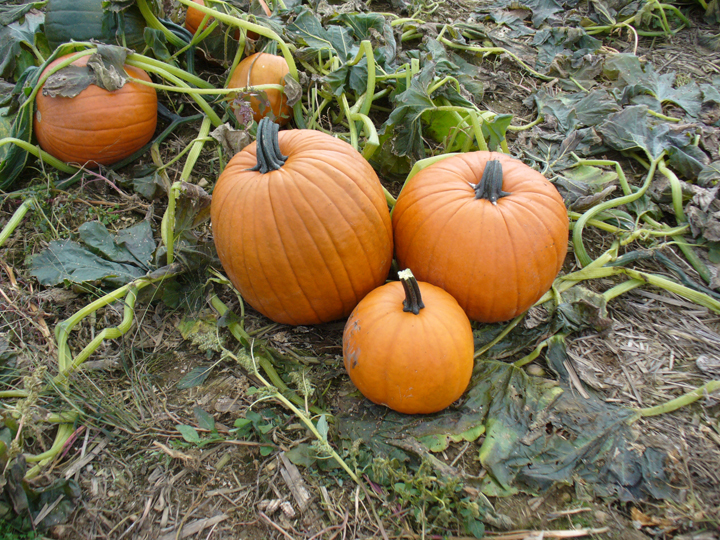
[228,52,291,126]
[211,129,393,325]
[185,0,207,35]
[45,0,146,51]
[392,151,568,323]
[34,55,158,167]
[343,280,474,414]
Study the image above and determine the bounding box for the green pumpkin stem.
[249,117,288,174]
[472,160,511,205]
[398,269,425,315]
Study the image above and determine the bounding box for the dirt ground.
[2,0,720,539]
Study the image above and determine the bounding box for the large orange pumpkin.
[211,118,393,325]
[343,269,474,414]
[227,52,291,126]
[392,152,568,323]
[34,54,157,167]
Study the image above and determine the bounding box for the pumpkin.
[185,0,271,40]
[34,54,158,167]
[392,152,568,323]
[45,0,146,52]
[343,269,474,414]
[211,118,393,326]
[227,52,292,126]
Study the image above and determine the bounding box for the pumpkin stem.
[249,117,288,174]
[472,160,511,205]
[398,269,425,315]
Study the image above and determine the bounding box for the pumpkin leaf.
[0,11,45,81]
[78,220,155,269]
[481,0,564,27]
[286,8,337,58]
[1,455,81,532]
[604,53,703,117]
[338,356,675,502]
[481,113,513,151]
[29,220,156,287]
[43,45,130,98]
[0,65,40,190]
[0,336,18,385]
[531,88,620,133]
[0,2,38,26]
[29,239,147,287]
[597,105,671,160]
[284,443,318,467]
[176,365,214,390]
[332,12,398,65]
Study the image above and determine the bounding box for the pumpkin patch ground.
[1,0,720,538]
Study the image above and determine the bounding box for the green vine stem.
[638,380,720,417]
[657,159,686,223]
[125,56,222,126]
[173,0,306,127]
[0,198,36,248]
[513,339,549,368]
[55,266,184,385]
[573,154,662,266]
[346,41,377,122]
[438,36,554,81]
[161,182,182,265]
[180,116,213,182]
[135,0,187,47]
[209,294,325,416]
[0,138,80,175]
[8,265,185,478]
[224,347,360,484]
[127,53,214,89]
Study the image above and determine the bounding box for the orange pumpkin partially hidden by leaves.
[228,52,292,126]
[33,54,157,167]
[392,151,568,323]
[343,269,474,415]
[185,0,270,39]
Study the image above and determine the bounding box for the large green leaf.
[29,220,156,287]
[0,11,45,81]
[604,53,703,117]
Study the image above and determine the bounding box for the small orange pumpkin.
[227,52,292,126]
[211,118,393,325]
[392,152,568,323]
[343,269,474,414]
[33,54,157,167]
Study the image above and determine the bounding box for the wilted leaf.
[0,3,37,26]
[29,239,147,287]
[0,336,18,385]
[597,105,670,159]
[210,123,252,157]
[605,54,702,117]
[78,220,155,269]
[698,161,720,187]
[532,89,620,133]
